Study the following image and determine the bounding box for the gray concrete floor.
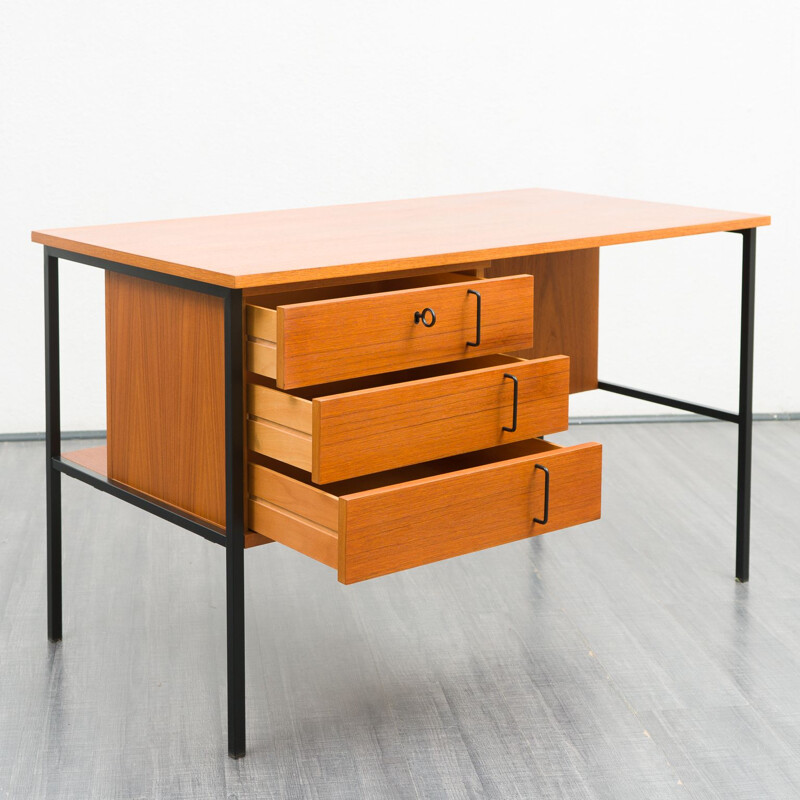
[2,421,800,799]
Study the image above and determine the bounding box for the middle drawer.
[247,353,570,483]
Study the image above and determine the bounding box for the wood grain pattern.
[248,463,339,566]
[106,272,226,525]
[486,248,599,393]
[339,439,602,584]
[246,340,276,378]
[248,384,312,433]
[247,437,601,584]
[247,418,312,472]
[246,355,567,482]
[312,355,570,483]
[275,275,533,388]
[32,188,770,288]
[246,305,277,340]
[248,498,338,568]
[245,273,478,384]
[249,460,339,530]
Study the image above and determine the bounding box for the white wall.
[1,0,797,433]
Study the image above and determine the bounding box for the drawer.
[246,272,534,388]
[247,353,570,483]
[248,437,602,584]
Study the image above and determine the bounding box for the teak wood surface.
[340,439,602,584]
[248,466,339,568]
[313,355,569,483]
[32,188,769,288]
[251,275,534,388]
[246,354,570,483]
[487,248,599,393]
[247,438,602,584]
[245,274,477,385]
[105,273,227,526]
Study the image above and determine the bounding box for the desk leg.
[599,227,758,580]
[45,253,62,642]
[736,229,756,583]
[224,288,246,758]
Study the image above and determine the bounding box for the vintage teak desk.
[32,189,770,758]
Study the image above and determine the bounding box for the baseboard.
[569,412,800,425]
[0,430,107,442]
[2,413,800,442]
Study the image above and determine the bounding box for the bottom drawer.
[249,437,601,584]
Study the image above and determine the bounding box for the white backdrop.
[1,0,797,433]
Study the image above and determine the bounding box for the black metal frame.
[41,226,757,762]
[44,247,247,758]
[598,228,756,582]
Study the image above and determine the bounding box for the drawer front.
[247,354,570,484]
[313,355,569,482]
[248,275,533,388]
[339,440,602,584]
[248,438,601,584]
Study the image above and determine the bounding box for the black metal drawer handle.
[502,373,518,432]
[466,289,481,347]
[533,464,550,526]
[414,307,436,327]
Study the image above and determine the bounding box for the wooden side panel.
[313,356,570,483]
[486,248,599,393]
[106,272,226,525]
[247,418,312,471]
[248,384,312,433]
[246,340,276,378]
[339,442,602,584]
[248,498,337,568]
[246,305,277,340]
[249,462,339,529]
[277,275,533,388]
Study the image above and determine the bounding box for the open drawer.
[248,437,602,584]
[247,354,570,483]
[246,272,534,389]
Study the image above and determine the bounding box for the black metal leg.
[42,247,247,754]
[45,253,62,642]
[224,289,246,758]
[736,229,756,582]
[599,227,758,581]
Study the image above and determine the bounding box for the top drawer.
[246,273,534,388]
